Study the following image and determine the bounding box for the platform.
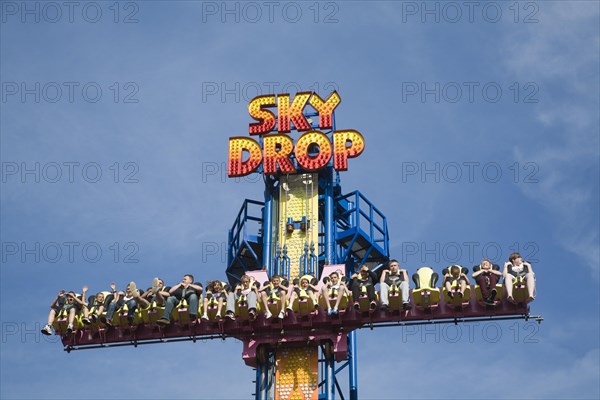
[59,288,533,365]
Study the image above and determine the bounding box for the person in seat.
[226,274,259,320]
[379,259,411,310]
[503,252,535,303]
[349,265,378,311]
[258,275,290,320]
[287,275,319,315]
[156,275,203,325]
[142,277,171,308]
[202,280,228,320]
[320,271,349,316]
[41,288,87,335]
[87,291,107,323]
[101,282,149,326]
[443,265,469,299]
[473,259,502,304]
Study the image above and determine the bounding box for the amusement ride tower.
[56,90,541,400]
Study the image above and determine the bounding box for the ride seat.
[411,267,441,307]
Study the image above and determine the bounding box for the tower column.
[349,331,358,400]
[263,179,274,274]
[324,167,336,264]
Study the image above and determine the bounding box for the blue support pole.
[324,164,338,399]
[256,362,268,400]
[349,331,358,400]
[227,228,233,269]
[263,180,274,275]
[324,167,336,264]
[325,350,335,400]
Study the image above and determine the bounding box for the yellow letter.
[248,95,276,135]
[333,130,364,171]
[308,91,341,130]
[228,137,263,177]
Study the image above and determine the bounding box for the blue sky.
[1,1,598,399]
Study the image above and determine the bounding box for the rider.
[380,259,410,310]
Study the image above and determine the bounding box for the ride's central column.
[272,172,320,400]
[228,91,364,400]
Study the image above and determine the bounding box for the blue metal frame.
[299,241,319,276]
[274,243,291,280]
[226,199,264,284]
[324,167,336,265]
[255,351,275,400]
[348,331,358,400]
[227,110,392,400]
[334,190,389,266]
[263,181,274,274]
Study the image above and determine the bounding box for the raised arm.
[258,282,270,293]
[113,289,123,303]
[503,262,511,276]
[252,282,260,295]
[50,290,65,307]
[369,270,377,284]
[72,296,86,307]
[80,286,89,306]
[169,282,182,295]
[380,270,388,284]
[188,283,204,294]
[349,274,358,289]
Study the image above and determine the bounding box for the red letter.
[228,137,263,177]
[248,95,276,135]
[333,130,365,171]
[263,134,296,175]
[295,131,332,171]
[308,91,341,130]
[277,92,311,133]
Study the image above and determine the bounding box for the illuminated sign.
[228,91,365,177]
